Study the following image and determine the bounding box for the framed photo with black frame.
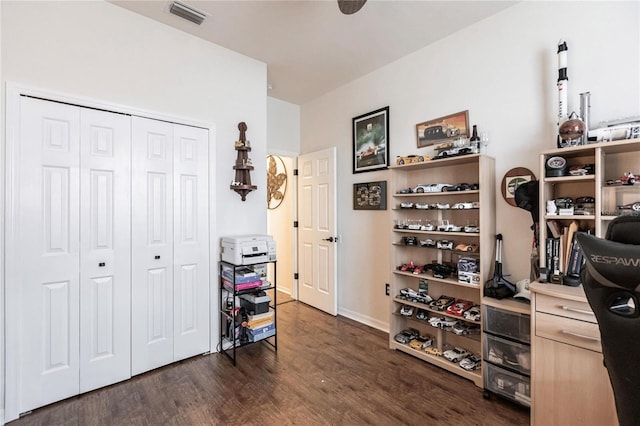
[353,106,389,173]
[353,181,387,210]
[416,110,469,148]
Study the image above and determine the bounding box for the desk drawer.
[535,312,602,352]
[536,293,596,323]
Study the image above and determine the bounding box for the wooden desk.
[530,283,618,426]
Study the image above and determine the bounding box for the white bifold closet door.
[131,116,209,375]
[16,97,131,412]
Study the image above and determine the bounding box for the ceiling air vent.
[169,1,206,25]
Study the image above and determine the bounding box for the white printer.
[221,234,277,265]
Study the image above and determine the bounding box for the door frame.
[3,82,217,422]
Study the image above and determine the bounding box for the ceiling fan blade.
[338,0,367,15]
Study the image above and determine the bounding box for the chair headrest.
[605,215,640,245]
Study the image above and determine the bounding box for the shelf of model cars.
[391,242,480,254]
[393,190,480,198]
[390,340,483,385]
[389,153,482,171]
[393,270,479,289]
[393,228,479,236]
[393,297,482,325]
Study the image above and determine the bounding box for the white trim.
[337,307,389,333]
[3,82,217,421]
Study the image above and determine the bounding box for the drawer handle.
[561,305,595,316]
[561,329,601,342]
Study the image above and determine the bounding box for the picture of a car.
[460,354,482,371]
[423,123,460,140]
[463,305,481,321]
[413,183,455,193]
[446,299,474,316]
[358,145,378,160]
[396,155,429,165]
[444,347,470,363]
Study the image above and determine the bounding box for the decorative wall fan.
[338,0,367,15]
[267,155,288,210]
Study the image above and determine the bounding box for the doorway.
[266,154,297,303]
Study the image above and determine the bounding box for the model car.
[393,328,420,344]
[399,287,418,299]
[408,339,423,350]
[397,188,413,194]
[421,223,436,231]
[412,265,423,275]
[416,309,429,321]
[414,203,430,210]
[452,202,474,209]
[428,294,456,311]
[464,225,480,233]
[398,262,416,272]
[617,201,640,212]
[446,299,474,316]
[452,322,480,335]
[460,354,482,371]
[443,347,470,363]
[427,263,457,279]
[437,240,454,250]
[407,222,422,230]
[428,316,457,329]
[471,201,481,209]
[463,305,481,322]
[400,202,414,209]
[435,203,450,209]
[606,171,637,186]
[413,183,455,193]
[454,243,478,252]
[400,305,413,316]
[409,335,433,350]
[403,236,418,246]
[437,220,455,232]
[425,346,442,356]
[420,239,436,248]
[435,146,474,159]
[454,182,479,191]
[396,155,429,165]
[423,123,459,140]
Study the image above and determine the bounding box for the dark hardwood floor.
[12,299,529,425]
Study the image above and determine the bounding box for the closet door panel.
[131,116,174,375]
[173,124,210,360]
[79,108,131,392]
[17,97,81,412]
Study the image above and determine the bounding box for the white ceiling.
[111,0,517,105]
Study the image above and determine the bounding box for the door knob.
[322,236,338,243]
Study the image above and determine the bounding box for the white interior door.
[79,108,131,392]
[172,123,210,360]
[297,147,338,315]
[16,96,81,411]
[131,116,174,375]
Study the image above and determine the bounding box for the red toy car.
[606,172,637,186]
[446,299,474,316]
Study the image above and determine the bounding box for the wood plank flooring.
[11,299,529,425]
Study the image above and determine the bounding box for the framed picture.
[416,110,469,148]
[353,181,387,210]
[353,106,389,173]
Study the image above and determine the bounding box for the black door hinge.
[293,169,298,176]
[293,221,298,228]
[294,273,299,280]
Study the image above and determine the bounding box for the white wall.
[1,1,267,420]
[300,1,640,330]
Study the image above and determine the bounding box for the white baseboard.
[337,307,389,333]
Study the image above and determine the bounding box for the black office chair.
[576,216,640,426]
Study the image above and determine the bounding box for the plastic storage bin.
[484,362,531,407]
[483,305,530,343]
[483,333,531,376]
